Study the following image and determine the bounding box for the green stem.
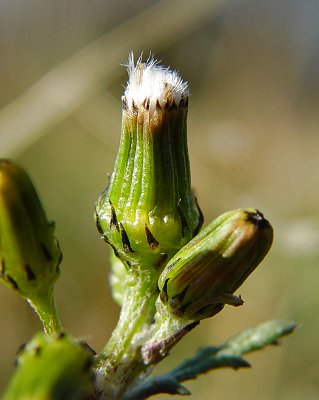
[96,269,159,399]
[28,289,62,335]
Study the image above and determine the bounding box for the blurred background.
[0,0,319,398]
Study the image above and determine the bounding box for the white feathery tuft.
[124,52,188,112]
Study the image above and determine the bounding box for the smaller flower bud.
[0,159,62,333]
[158,208,273,321]
[3,333,94,400]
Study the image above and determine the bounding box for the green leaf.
[125,320,297,400]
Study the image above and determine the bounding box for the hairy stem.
[28,289,62,335]
[96,268,159,399]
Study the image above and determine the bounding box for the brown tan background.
[1,0,319,398]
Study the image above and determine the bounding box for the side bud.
[3,333,94,400]
[95,54,202,271]
[158,208,273,321]
[0,159,62,333]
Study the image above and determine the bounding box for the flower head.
[95,54,202,272]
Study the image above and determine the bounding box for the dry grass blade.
[0,0,231,156]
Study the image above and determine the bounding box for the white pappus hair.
[124,52,189,112]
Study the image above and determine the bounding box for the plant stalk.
[96,268,159,399]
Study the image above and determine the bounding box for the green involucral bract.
[158,208,273,321]
[109,250,128,306]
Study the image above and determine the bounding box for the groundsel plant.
[0,53,296,400]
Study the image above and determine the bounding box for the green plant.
[0,53,296,400]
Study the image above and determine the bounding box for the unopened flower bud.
[0,159,62,333]
[158,208,273,321]
[3,333,94,400]
[95,54,203,271]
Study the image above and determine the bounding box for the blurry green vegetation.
[0,1,318,399]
